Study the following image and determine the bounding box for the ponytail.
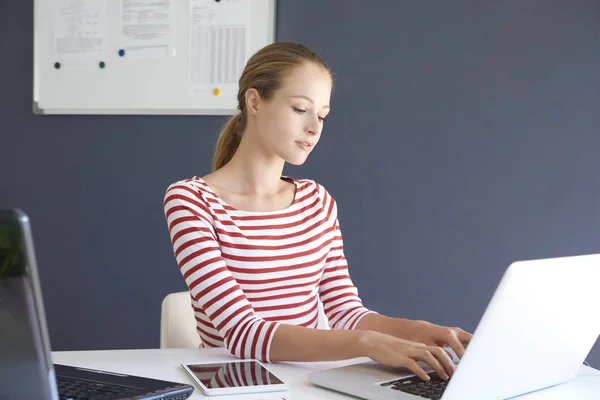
[212,112,244,171]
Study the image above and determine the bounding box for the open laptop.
[309,253,600,400]
[0,209,194,400]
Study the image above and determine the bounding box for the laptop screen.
[0,209,58,400]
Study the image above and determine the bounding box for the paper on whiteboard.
[189,0,251,97]
[53,0,108,65]
[121,0,176,58]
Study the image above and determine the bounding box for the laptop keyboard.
[56,375,143,400]
[381,372,449,400]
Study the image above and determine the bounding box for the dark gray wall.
[2,0,599,366]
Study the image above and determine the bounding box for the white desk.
[52,348,600,399]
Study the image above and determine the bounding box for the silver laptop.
[309,254,600,400]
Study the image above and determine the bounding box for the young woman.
[164,42,472,382]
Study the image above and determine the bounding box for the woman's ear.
[245,88,261,116]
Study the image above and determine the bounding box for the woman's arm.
[317,188,376,329]
[269,324,455,381]
[313,185,471,374]
[164,183,280,361]
[270,324,365,361]
[355,313,418,340]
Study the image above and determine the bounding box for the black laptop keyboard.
[56,375,143,400]
[381,372,449,400]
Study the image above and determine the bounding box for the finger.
[412,349,448,381]
[433,341,454,359]
[429,347,456,378]
[445,333,466,359]
[444,349,453,360]
[455,328,473,344]
[404,359,431,382]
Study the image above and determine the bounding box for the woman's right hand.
[358,330,456,381]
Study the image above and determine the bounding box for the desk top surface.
[52,348,600,400]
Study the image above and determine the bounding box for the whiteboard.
[34,0,276,115]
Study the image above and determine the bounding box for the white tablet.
[181,359,290,396]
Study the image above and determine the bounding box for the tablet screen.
[184,361,284,389]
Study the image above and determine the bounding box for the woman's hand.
[405,320,473,360]
[358,330,457,381]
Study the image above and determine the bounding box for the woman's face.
[251,63,332,165]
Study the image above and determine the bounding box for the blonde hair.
[212,42,332,171]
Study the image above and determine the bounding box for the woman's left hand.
[406,320,473,360]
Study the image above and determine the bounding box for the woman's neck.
[215,136,286,196]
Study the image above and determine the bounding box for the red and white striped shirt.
[163,176,374,362]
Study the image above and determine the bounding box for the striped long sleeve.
[317,185,376,329]
[164,184,279,361]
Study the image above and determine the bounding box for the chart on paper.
[189,0,250,97]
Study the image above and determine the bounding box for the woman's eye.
[293,107,326,122]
